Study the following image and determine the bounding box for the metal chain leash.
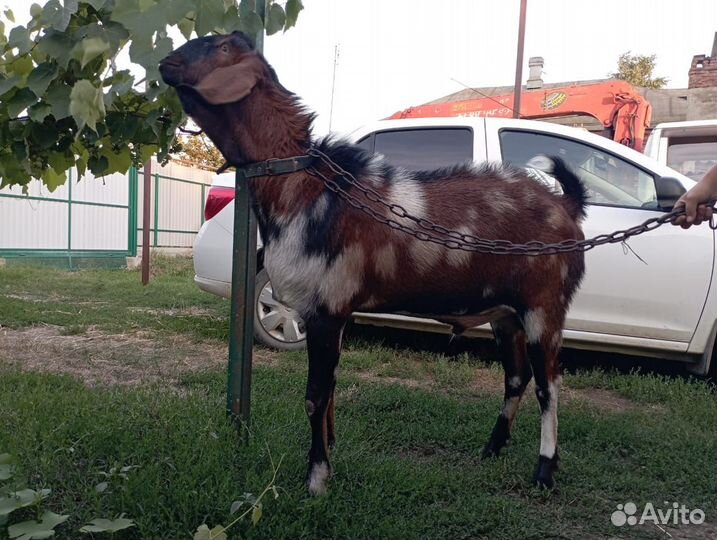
[305,147,717,256]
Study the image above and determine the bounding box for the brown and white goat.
[160,32,587,495]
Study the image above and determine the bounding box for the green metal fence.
[136,170,209,250]
[0,166,210,267]
[0,168,139,268]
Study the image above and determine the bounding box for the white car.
[193,117,717,376]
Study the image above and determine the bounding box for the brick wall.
[688,54,717,89]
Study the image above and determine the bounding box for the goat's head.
[160,32,312,165]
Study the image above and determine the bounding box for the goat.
[160,32,587,496]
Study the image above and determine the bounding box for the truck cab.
[644,119,717,182]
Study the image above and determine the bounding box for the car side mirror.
[655,176,686,211]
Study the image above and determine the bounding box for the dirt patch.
[0,326,662,414]
[127,306,223,318]
[354,365,654,414]
[0,325,276,387]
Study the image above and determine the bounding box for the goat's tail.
[546,156,588,221]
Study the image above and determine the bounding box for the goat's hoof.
[306,461,331,497]
[328,438,336,450]
[481,445,501,459]
[532,454,559,489]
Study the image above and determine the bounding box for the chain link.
[304,148,717,256]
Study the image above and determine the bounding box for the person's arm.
[672,164,717,228]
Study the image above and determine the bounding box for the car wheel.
[253,268,307,351]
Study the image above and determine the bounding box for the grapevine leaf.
[45,83,72,120]
[85,0,109,9]
[10,55,35,77]
[8,26,33,54]
[284,0,303,30]
[0,75,21,97]
[41,167,67,192]
[7,511,69,540]
[238,10,262,36]
[73,37,110,68]
[28,102,52,122]
[178,15,194,40]
[69,80,105,132]
[7,88,38,118]
[38,0,79,32]
[194,0,226,36]
[229,500,243,514]
[31,122,58,148]
[37,30,75,69]
[27,63,59,96]
[79,517,135,533]
[101,145,132,175]
[88,155,109,176]
[265,3,285,36]
[4,8,15,22]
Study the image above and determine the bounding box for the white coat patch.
[375,243,398,279]
[307,461,330,496]
[523,308,546,343]
[539,380,559,459]
[263,216,364,315]
[386,171,427,222]
[446,226,473,268]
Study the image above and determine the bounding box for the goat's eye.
[220,44,230,53]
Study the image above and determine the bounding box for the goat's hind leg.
[525,319,562,489]
[482,315,533,458]
[304,314,346,496]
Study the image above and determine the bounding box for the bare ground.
[0,325,274,387]
[0,325,656,413]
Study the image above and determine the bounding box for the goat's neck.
[221,87,321,225]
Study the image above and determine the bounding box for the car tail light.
[204,186,235,221]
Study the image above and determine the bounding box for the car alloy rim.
[257,281,307,343]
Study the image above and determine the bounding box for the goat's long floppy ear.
[192,55,263,105]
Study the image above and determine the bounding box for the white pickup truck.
[644,119,717,181]
[193,117,717,376]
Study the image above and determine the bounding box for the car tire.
[253,269,307,351]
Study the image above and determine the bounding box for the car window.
[355,135,374,153]
[500,130,658,209]
[667,137,717,181]
[373,128,473,171]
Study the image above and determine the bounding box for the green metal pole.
[227,3,265,424]
[67,169,73,270]
[153,173,160,248]
[128,167,138,256]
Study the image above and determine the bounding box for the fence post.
[153,173,160,248]
[201,183,206,225]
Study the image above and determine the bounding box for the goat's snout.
[159,54,185,87]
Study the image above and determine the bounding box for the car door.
[493,127,713,345]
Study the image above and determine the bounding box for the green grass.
[0,257,231,341]
[0,260,716,539]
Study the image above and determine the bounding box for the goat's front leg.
[304,314,346,496]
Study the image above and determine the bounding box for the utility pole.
[512,0,528,119]
[328,44,340,133]
[226,3,265,425]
